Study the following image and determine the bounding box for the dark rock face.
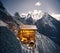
[0,26,22,53]
[0,10,14,23]
[14,12,26,24]
[26,16,33,25]
[35,13,60,46]
[0,1,5,10]
[14,12,34,25]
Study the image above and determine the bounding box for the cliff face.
[0,26,22,53]
[0,1,20,33]
[35,13,60,46]
[0,1,14,23]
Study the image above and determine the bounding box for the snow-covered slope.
[0,20,7,26]
[36,32,60,53]
[51,13,60,21]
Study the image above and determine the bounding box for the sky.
[1,0,60,15]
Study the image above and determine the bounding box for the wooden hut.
[17,25,37,47]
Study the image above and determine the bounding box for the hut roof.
[20,25,37,30]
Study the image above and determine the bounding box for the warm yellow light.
[21,37,27,43]
[17,29,36,47]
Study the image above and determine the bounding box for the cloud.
[35,2,41,6]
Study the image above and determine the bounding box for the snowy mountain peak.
[20,10,44,21]
[32,10,44,20]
